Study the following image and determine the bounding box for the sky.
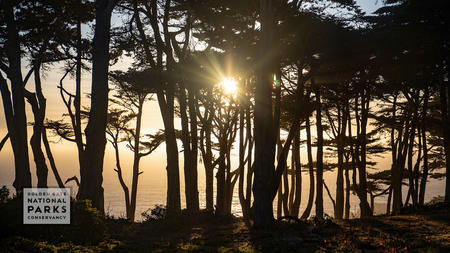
[356,0,383,14]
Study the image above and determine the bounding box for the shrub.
[66,199,106,243]
[0,186,10,203]
[141,204,166,222]
[427,195,444,205]
[0,194,105,244]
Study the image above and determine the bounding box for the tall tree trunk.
[27,65,48,187]
[355,91,372,217]
[407,96,418,206]
[245,102,253,214]
[188,87,199,212]
[1,2,31,191]
[179,85,196,213]
[276,135,282,219]
[78,0,117,213]
[238,100,251,219]
[391,94,411,214]
[216,136,227,214]
[157,85,181,216]
[441,81,450,203]
[314,85,324,219]
[419,88,429,205]
[335,107,347,219]
[275,72,283,219]
[129,98,144,222]
[253,0,276,227]
[291,129,301,217]
[301,116,314,219]
[74,11,85,177]
[198,88,214,211]
[413,119,422,206]
[344,155,351,219]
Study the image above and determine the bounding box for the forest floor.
[1,203,449,252]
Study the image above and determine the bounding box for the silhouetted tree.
[78,0,119,213]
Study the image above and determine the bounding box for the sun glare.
[219,77,238,95]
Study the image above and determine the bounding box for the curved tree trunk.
[26,66,48,188]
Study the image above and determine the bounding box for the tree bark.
[188,87,199,212]
[26,65,48,187]
[441,81,450,203]
[314,85,324,219]
[344,155,351,219]
[129,98,144,222]
[291,129,302,217]
[301,116,315,219]
[253,0,276,228]
[335,106,347,219]
[78,0,117,213]
[157,86,181,216]
[357,91,372,217]
[179,85,199,213]
[1,2,32,191]
[419,88,429,205]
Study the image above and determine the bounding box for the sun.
[219,77,238,95]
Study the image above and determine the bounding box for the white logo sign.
[23,188,70,224]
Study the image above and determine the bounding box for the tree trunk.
[386,187,392,214]
[355,91,372,217]
[419,88,429,205]
[301,116,314,219]
[238,100,251,219]
[1,2,31,191]
[245,103,253,215]
[216,136,227,214]
[253,0,276,228]
[111,135,131,220]
[157,86,181,216]
[344,155,350,219]
[441,81,450,203]
[335,107,347,219]
[42,126,64,188]
[188,87,199,212]
[291,129,301,217]
[129,98,144,222]
[198,88,214,211]
[78,0,117,213]
[74,12,85,177]
[179,85,196,213]
[314,85,324,219]
[407,100,418,207]
[27,66,48,187]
